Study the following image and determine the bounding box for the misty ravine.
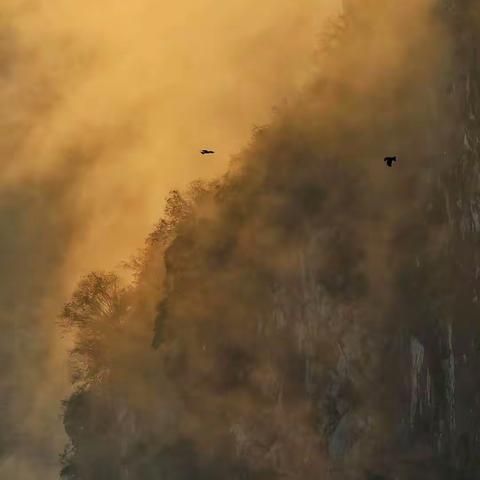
[6,0,480,479]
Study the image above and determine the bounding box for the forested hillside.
[60,1,480,479]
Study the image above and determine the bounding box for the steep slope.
[60,1,480,479]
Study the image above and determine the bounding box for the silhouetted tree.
[61,272,127,385]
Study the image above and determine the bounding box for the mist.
[0,0,341,478]
[3,0,479,478]
[56,0,480,478]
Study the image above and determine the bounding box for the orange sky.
[3,0,341,281]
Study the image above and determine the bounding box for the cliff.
[60,2,480,479]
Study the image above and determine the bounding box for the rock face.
[406,3,480,477]
[60,2,480,479]
[322,5,480,477]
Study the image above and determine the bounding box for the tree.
[61,272,127,385]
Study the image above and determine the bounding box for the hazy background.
[0,0,341,478]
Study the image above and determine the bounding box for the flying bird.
[384,156,397,167]
[201,149,215,155]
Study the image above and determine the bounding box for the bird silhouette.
[201,149,215,155]
[384,156,397,167]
